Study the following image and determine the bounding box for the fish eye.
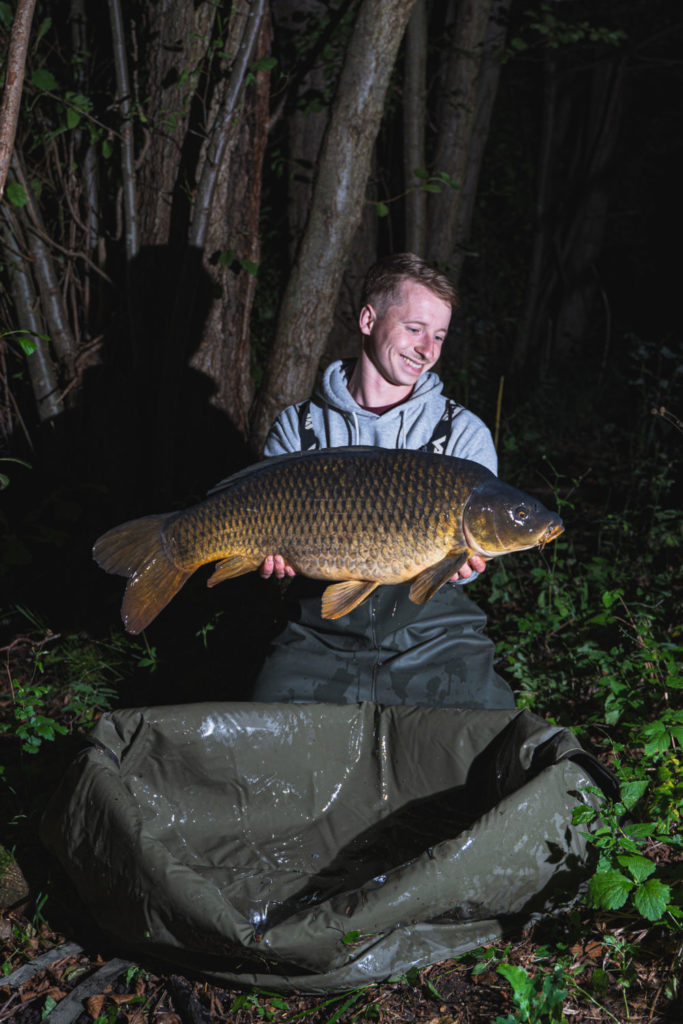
[514,506,529,521]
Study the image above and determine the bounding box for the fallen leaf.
[86,993,106,1018]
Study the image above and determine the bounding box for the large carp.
[93,446,563,634]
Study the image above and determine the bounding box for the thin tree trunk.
[251,0,419,452]
[1,214,63,421]
[513,51,558,368]
[189,0,267,250]
[108,0,138,262]
[426,0,493,268]
[447,0,511,282]
[188,10,272,440]
[136,0,218,248]
[0,0,36,201]
[404,0,428,255]
[11,152,78,378]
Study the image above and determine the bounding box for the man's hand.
[260,554,296,580]
[449,555,486,582]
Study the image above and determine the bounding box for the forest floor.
[1,899,681,1023]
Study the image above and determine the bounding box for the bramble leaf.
[633,878,671,921]
[617,854,656,883]
[588,869,633,910]
[31,68,58,91]
[6,182,28,207]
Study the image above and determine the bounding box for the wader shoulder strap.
[297,400,320,451]
[420,398,462,454]
[298,397,462,453]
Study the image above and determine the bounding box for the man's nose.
[415,333,437,359]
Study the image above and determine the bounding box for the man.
[254,253,514,709]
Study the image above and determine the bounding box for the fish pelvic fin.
[207,554,262,586]
[321,580,379,619]
[93,515,190,635]
[409,551,469,605]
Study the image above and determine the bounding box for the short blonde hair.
[360,253,458,316]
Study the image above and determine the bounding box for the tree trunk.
[426,0,493,271]
[1,213,63,422]
[403,0,428,255]
[0,0,36,201]
[445,0,511,283]
[251,0,419,452]
[513,53,624,370]
[188,12,272,440]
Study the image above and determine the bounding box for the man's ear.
[359,303,376,336]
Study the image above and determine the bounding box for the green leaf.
[35,17,52,45]
[17,335,37,356]
[41,995,58,1019]
[620,779,649,810]
[412,167,430,179]
[376,201,389,217]
[251,56,277,71]
[240,258,259,276]
[572,804,595,825]
[617,854,656,883]
[588,869,633,910]
[420,183,442,193]
[633,878,671,921]
[101,139,113,159]
[624,821,657,840]
[0,3,13,30]
[497,964,534,1015]
[6,181,28,207]
[66,108,81,130]
[342,930,362,944]
[31,68,58,91]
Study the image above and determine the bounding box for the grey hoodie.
[263,359,497,474]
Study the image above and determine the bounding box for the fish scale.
[93,447,564,634]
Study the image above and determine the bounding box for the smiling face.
[355,279,452,402]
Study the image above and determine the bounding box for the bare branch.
[0,0,37,202]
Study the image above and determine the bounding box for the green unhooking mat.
[41,703,616,993]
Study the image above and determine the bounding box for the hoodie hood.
[315,359,447,448]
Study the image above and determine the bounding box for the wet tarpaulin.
[41,703,615,993]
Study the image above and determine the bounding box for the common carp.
[93,446,563,634]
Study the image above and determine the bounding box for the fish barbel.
[93,446,564,634]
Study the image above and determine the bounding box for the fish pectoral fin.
[321,580,379,619]
[409,551,469,604]
[207,554,261,586]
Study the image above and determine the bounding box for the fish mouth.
[537,522,564,549]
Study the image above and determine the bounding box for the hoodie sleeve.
[444,410,498,475]
[263,406,302,457]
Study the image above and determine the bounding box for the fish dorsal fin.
[409,551,469,605]
[207,554,261,587]
[321,580,379,619]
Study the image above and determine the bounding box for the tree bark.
[446,0,511,283]
[108,0,138,262]
[403,0,428,255]
[136,0,219,248]
[426,0,493,270]
[251,0,419,452]
[188,10,272,440]
[0,0,36,202]
[10,152,78,378]
[1,213,63,422]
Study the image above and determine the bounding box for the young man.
[254,253,514,709]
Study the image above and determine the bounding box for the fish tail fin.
[93,515,190,634]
